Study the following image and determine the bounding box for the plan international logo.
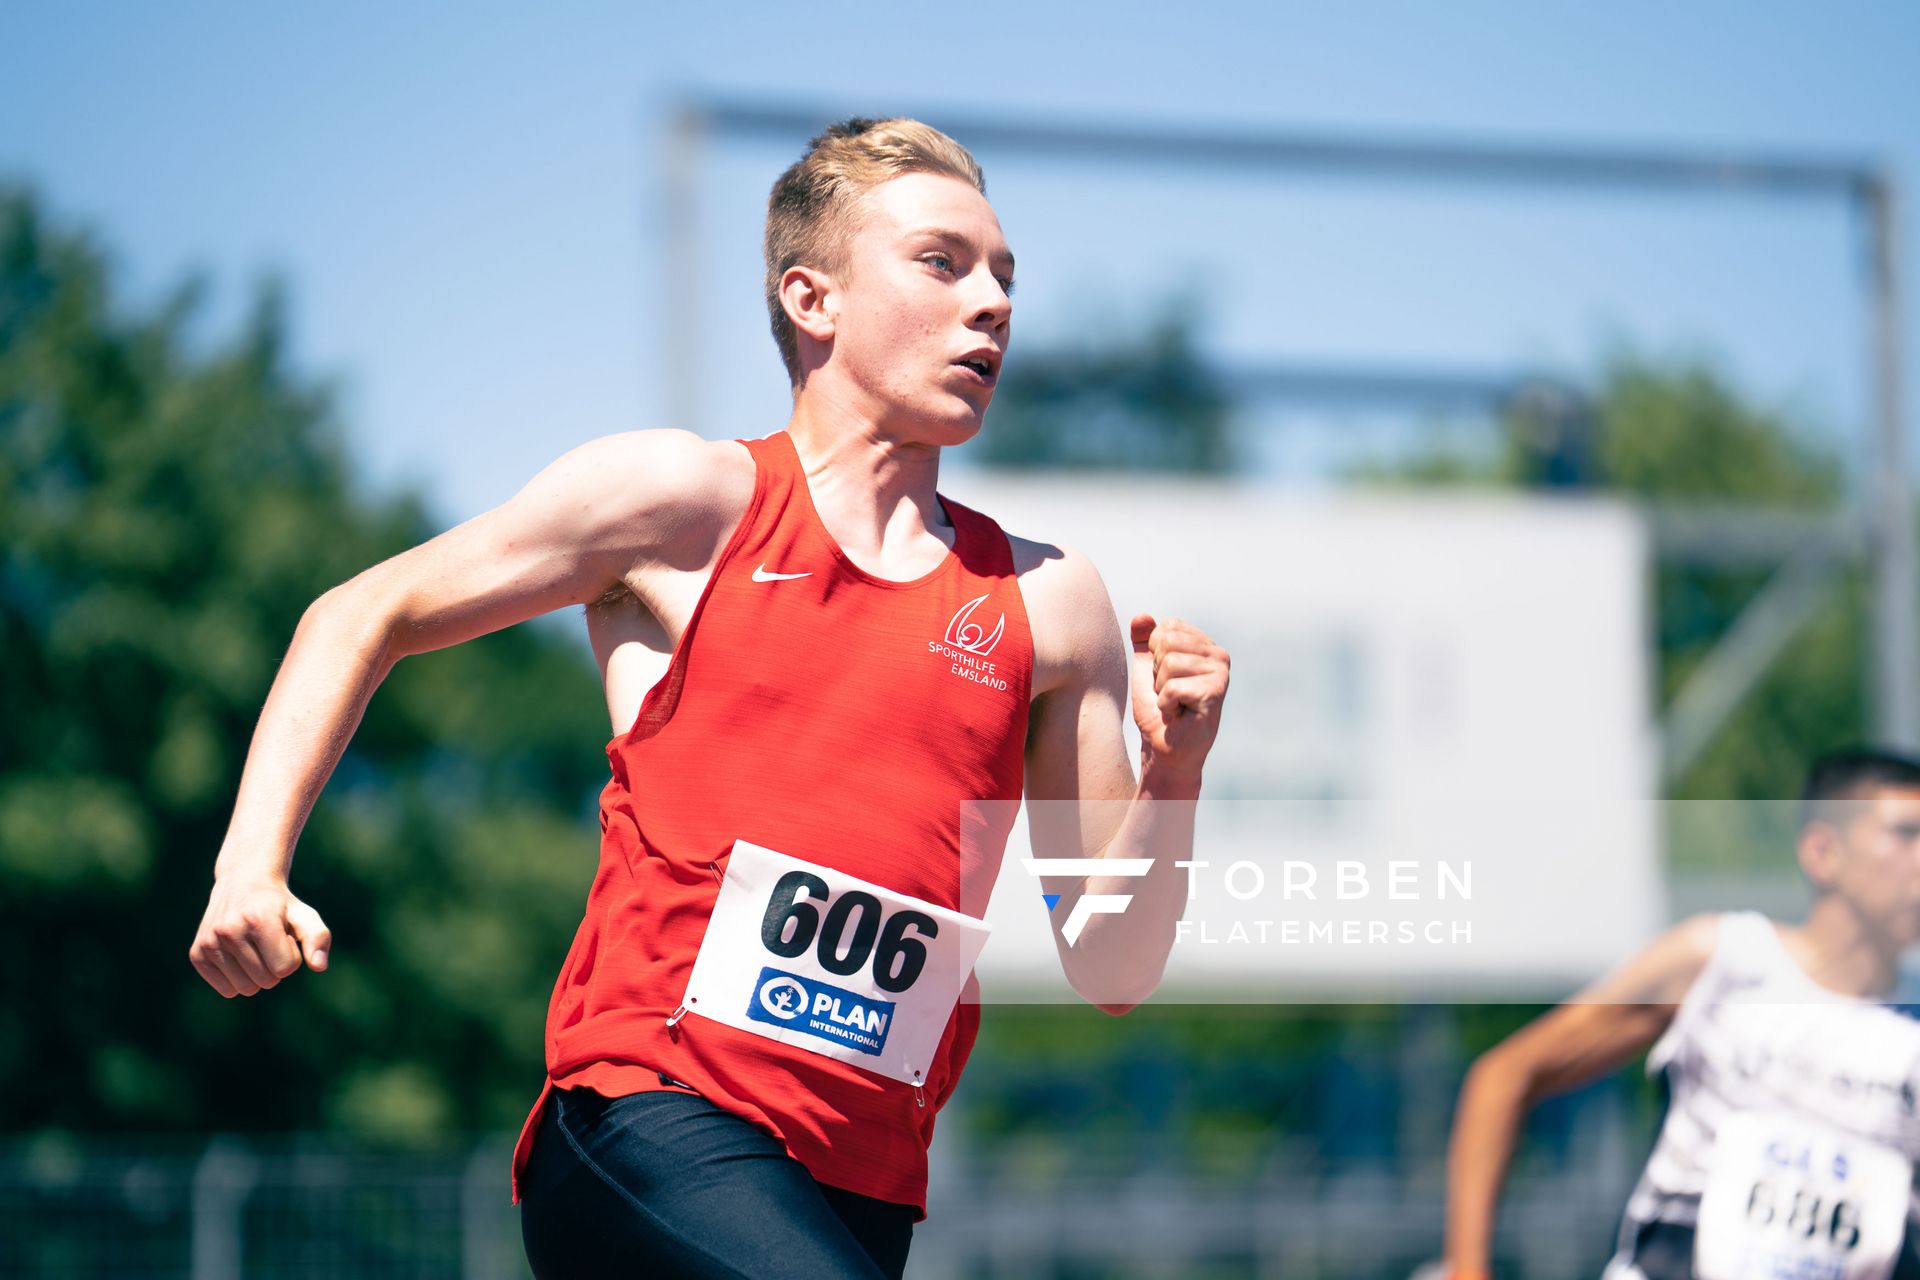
[745,967,894,1056]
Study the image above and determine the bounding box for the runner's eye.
[996,276,1016,298]
[924,253,954,274]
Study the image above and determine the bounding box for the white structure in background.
[946,477,1661,1002]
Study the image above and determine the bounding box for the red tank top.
[510,432,1032,1213]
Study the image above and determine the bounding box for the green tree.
[0,187,609,1138]
[1356,355,1868,811]
[977,301,1235,474]
[1597,362,1864,809]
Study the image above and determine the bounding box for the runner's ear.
[780,264,838,344]
[1796,820,1843,891]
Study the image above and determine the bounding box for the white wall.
[945,478,1662,1002]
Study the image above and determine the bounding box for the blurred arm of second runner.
[1021,545,1230,1014]
[187,431,734,999]
[1438,915,1716,1277]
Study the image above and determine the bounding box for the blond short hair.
[764,117,985,385]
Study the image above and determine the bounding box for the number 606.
[759,870,939,994]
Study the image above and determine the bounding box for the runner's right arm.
[188,429,745,1000]
[1442,913,1720,1277]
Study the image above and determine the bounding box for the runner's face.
[831,172,1013,440]
[1832,787,1920,945]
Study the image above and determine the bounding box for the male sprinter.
[188,118,1230,1278]
[1437,749,1920,1280]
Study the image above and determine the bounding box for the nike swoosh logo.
[751,564,813,582]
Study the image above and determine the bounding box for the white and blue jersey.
[1606,912,1920,1280]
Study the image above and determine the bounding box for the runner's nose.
[967,269,1010,331]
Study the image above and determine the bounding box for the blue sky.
[2,3,1915,522]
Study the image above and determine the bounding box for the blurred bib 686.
[1695,1110,1911,1280]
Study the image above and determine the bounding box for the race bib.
[1696,1111,1912,1280]
[676,841,991,1087]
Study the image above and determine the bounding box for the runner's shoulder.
[1559,913,1720,1013]
[537,429,754,541]
[1008,532,1111,611]
[1004,532,1122,682]
[1623,913,1724,1004]
[1662,912,1725,967]
[565,428,753,507]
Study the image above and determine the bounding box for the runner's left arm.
[1441,914,1718,1277]
[1022,547,1229,1013]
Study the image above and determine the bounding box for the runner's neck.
[782,410,955,577]
[1780,902,1902,998]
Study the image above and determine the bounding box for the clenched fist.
[1129,614,1230,784]
[189,876,331,998]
